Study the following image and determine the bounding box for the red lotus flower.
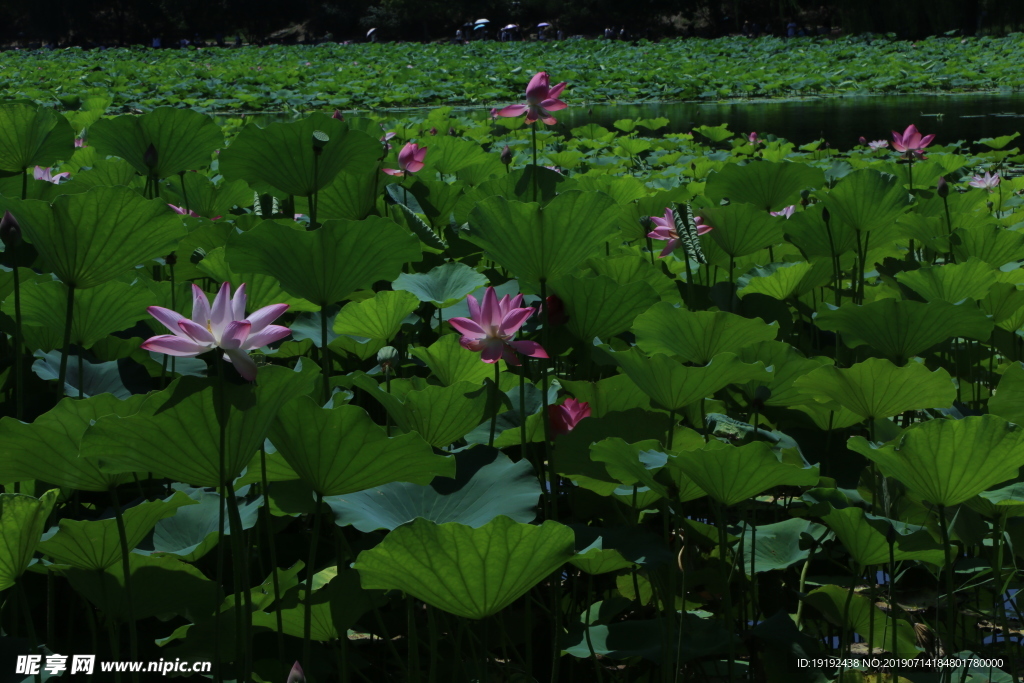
[383,142,427,177]
[447,287,548,365]
[497,71,568,125]
[891,124,934,160]
[549,398,590,436]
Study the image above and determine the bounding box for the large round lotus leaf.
[88,107,222,178]
[793,357,955,420]
[353,516,574,619]
[821,507,947,567]
[704,160,823,212]
[0,102,75,173]
[164,173,253,220]
[965,483,1024,519]
[983,283,1024,333]
[588,438,670,499]
[735,340,827,408]
[614,349,771,412]
[81,364,318,487]
[408,334,501,387]
[32,350,132,399]
[269,396,454,497]
[814,299,994,365]
[559,375,651,418]
[990,363,1024,426]
[420,135,490,175]
[783,203,858,258]
[633,303,778,365]
[317,168,378,221]
[953,225,1024,267]
[671,440,819,507]
[140,486,263,562]
[393,262,487,308]
[848,416,1024,507]
[0,394,145,491]
[332,290,420,341]
[697,202,785,259]
[803,585,921,658]
[195,247,319,313]
[225,217,421,306]
[0,489,58,591]
[218,113,380,197]
[7,187,185,289]
[739,518,825,573]
[3,279,152,348]
[38,491,195,571]
[570,525,675,575]
[820,169,911,233]
[325,448,540,532]
[549,274,659,342]
[895,258,998,303]
[465,191,619,293]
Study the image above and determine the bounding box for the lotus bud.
[448,127,457,137]
[143,143,158,171]
[822,207,830,223]
[311,130,329,155]
[429,127,438,136]
[858,136,867,145]
[800,189,811,206]
[753,386,771,408]
[331,109,344,120]
[937,176,949,198]
[987,201,994,212]
[500,145,512,166]
[165,252,177,266]
[0,210,21,247]
[286,661,306,683]
[377,346,399,372]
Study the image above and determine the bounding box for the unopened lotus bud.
[822,207,830,223]
[448,127,457,137]
[937,176,949,198]
[287,661,305,683]
[165,252,178,266]
[311,130,329,154]
[987,201,994,212]
[331,109,344,120]
[500,145,512,165]
[429,127,438,136]
[858,136,867,145]
[143,143,158,171]
[0,210,21,247]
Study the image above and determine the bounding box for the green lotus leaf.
[982,283,1024,332]
[814,299,994,365]
[953,225,1024,267]
[570,525,675,575]
[559,375,652,417]
[326,448,539,531]
[164,173,253,220]
[736,340,828,408]
[565,613,733,663]
[672,440,819,507]
[465,191,619,292]
[784,203,858,258]
[633,303,778,365]
[589,438,670,499]
[0,489,58,591]
[3,279,151,348]
[549,273,658,343]
[821,507,947,566]
[195,247,319,312]
[331,290,419,342]
[0,394,146,491]
[705,161,823,211]
[693,124,733,143]
[393,262,487,308]
[225,217,421,306]
[218,113,380,197]
[141,486,262,562]
[81,364,318,487]
[895,259,998,303]
[848,416,1024,506]
[821,169,911,233]
[350,375,491,449]
[803,585,921,659]
[793,358,955,419]
[965,483,1024,519]
[587,251,680,302]
[0,102,75,173]
[7,186,185,288]
[38,491,195,571]
[454,166,570,224]
[270,396,453,497]
[697,202,785,258]
[89,107,221,178]
[977,132,1020,149]
[737,260,831,300]
[32,350,131,399]
[389,200,446,250]
[990,363,1024,426]
[420,135,490,175]
[353,516,574,619]
[740,518,825,573]
[616,349,772,412]
[317,168,377,221]
[408,334,501,387]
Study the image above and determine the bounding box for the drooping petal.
[147,306,188,336]
[141,335,209,356]
[546,82,567,100]
[459,336,487,353]
[539,114,558,126]
[447,317,487,339]
[231,283,247,322]
[224,349,258,382]
[647,227,677,241]
[209,281,234,338]
[507,339,548,359]
[246,303,290,334]
[405,158,425,173]
[177,319,217,345]
[498,307,534,336]
[497,104,529,118]
[191,284,211,325]
[219,320,252,350]
[539,98,567,112]
[500,346,522,366]
[244,325,292,349]
[658,239,680,257]
[382,168,404,176]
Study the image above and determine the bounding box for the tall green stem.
[110,487,140,683]
[539,278,555,519]
[303,492,324,667]
[259,446,286,665]
[321,305,331,404]
[214,360,227,683]
[937,505,957,653]
[227,488,252,681]
[488,362,501,447]
[531,124,539,203]
[10,243,23,419]
[57,284,75,396]
[714,502,736,682]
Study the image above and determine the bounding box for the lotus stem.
[110,487,140,683]
[667,410,675,449]
[838,563,860,680]
[10,242,23,419]
[888,532,898,663]
[214,360,227,683]
[531,123,539,202]
[303,491,324,668]
[941,194,955,264]
[179,171,190,213]
[226,487,252,682]
[407,597,421,682]
[16,580,41,682]
[713,502,737,682]
[57,284,76,397]
[21,167,27,200]
[488,362,500,447]
[539,278,556,519]
[993,515,1015,674]
[259,446,286,666]
[427,606,439,683]
[321,304,331,404]
[937,504,957,654]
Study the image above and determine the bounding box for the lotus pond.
[2,66,1024,683]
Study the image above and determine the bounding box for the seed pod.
[311,130,329,154]
[0,210,20,247]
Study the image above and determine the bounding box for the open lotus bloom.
[868,140,889,150]
[891,124,934,159]
[447,287,548,365]
[498,71,567,125]
[141,282,291,381]
[383,142,427,176]
[647,207,712,258]
[969,171,1001,191]
[549,398,591,436]
[33,166,70,184]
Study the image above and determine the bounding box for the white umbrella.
[366,28,377,36]
[475,18,490,24]
[502,24,518,30]
[537,22,551,28]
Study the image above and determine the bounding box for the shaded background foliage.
[0,0,1021,46]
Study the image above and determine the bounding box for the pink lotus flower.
[858,136,867,145]
[770,205,796,218]
[33,166,70,184]
[168,203,200,218]
[74,137,86,148]
[383,142,427,177]
[332,109,344,120]
[646,208,712,258]
[868,140,889,150]
[969,171,1001,192]
[549,398,590,436]
[447,287,548,365]
[141,282,291,381]
[748,131,760,144]
[497,71,568,125]
[891,124,934,160]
